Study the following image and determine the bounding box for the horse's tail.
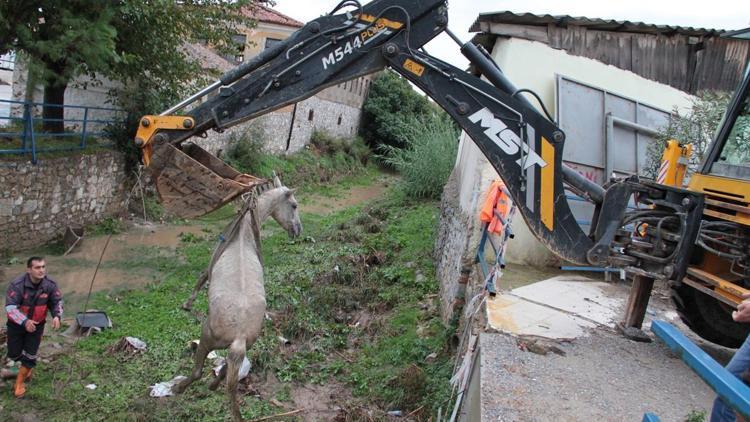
[226,337,247,421]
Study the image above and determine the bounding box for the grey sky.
[270,0,750,69]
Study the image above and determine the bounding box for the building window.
[0,51,15,71]
[224,33,246,64]
[308,109,314,121]
[265,37,283,50]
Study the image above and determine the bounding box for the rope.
[54,232,112,398]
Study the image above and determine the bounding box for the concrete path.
[459,274,723,421]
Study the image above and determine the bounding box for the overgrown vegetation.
[361,70,433,151]
[88,216,126,235]
[226,128,372,190]
[361,69,460,199]
[379,113,460,199]
[0,175,454,421]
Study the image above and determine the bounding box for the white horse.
[173,175,301,422]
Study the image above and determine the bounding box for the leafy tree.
[361,70,432,150]
[644,91,737,179]
[0,1,262,133]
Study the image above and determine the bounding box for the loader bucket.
[149,142,265,219]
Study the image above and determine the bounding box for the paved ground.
[469,274,731,421]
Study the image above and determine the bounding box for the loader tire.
[671,282,750,349]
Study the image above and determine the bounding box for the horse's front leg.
[182,271,209,311]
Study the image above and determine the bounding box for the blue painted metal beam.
[651,320,750,419]
[642,412,660,422]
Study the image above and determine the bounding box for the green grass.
[0,175,453,421]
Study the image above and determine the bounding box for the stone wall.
[0,151,129,252]
[194,83,367,157]
[434,172,475,322]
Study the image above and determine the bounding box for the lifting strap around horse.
[199,182,271,285]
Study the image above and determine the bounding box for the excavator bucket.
[148,142,265,219]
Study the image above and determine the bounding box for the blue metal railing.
[650,320,750,420]
[0,99,125,163]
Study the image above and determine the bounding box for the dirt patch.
[290,382,352,421]
[303,178,392,215]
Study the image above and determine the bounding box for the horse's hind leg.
[208,363,227,391]
[182,271,209,311]
[173,330,212,394]
[226,338,247,422]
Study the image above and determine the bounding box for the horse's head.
[268,173,302,238]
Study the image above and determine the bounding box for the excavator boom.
[135,0,704,279]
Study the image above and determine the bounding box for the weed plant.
[379,112,459,199]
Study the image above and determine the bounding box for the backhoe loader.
[132,0,750,347]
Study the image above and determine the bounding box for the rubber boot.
[25,368,33,382]
[14,366,30,398]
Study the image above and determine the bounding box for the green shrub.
[105,84,180,174]
[378,112,459,199]
[224,123,269,175]
[361,70,432,151]
[89,217,125,235]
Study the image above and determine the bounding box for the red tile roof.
[241,4,304,28]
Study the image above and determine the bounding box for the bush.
[105,83,182,174]
[378,112,459,199]
[225,125,268,175]
[361,70,432,151]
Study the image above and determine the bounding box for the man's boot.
[14,366,30,398]
[25,368,33,382]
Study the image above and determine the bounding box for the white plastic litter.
[125,337,147,351]
[85,384,97,390]
[149,375,188,397]
[212,357,251,380]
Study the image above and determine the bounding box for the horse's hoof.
[181,303,192,311]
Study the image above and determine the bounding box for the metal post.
[29,108,37,164]
[605,114,614,180]
[81,107,89,148]
[21,102,29,152]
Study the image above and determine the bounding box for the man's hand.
[732,292,750,323]
[23,319,38,333]
[51,316,61,330]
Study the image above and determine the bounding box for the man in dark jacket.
[5,256,63,398]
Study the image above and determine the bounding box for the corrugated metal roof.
[241,4,304,28]
[470,11,726,37]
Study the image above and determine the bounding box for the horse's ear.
[272,170,282,188]
[285,188,297,197]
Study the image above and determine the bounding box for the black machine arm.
[136,0,703,272]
